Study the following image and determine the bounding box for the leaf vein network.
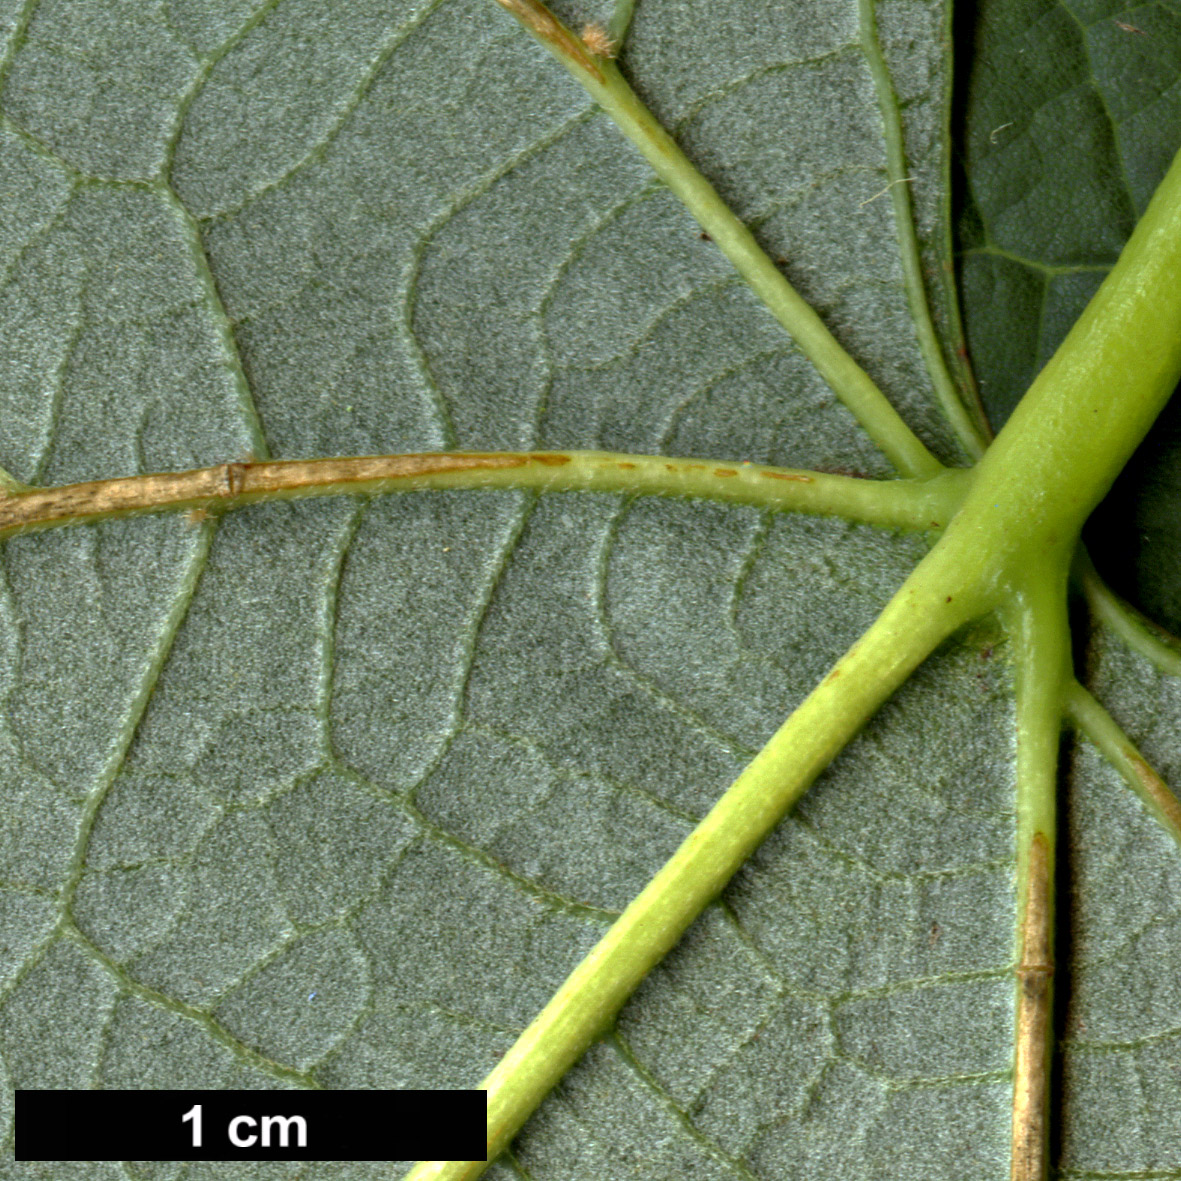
[592,497,758,760]
[176,0,451,223]
[58,520,218,926]
[666,44,863,133]
[1058,0,1154,210]
[403,107,598,447]
[531,173,659,441]
[398,493,535,807]
[610,1027,767,1181]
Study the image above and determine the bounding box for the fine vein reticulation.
[4,3,1180,1179]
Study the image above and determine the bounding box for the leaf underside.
[0,1,1178,1179]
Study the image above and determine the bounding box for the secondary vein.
[0,450,970,540]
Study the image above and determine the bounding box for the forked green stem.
[907,141,1181,598]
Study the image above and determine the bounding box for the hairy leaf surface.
[0,1,1179,1178]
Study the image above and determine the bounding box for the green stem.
[1010,570,1069,905]
[0,465,29,494]
[390,34,1181,1171]
[490,0,945,479]
[856,0,990,457]
[1074,549,1181,679]
[606,0,637,44]
[1005,565,1070,1181]
[403,543,983,1181]
[0,450,971,540]
[1065,680,1181,849]
[946,145,1181,568]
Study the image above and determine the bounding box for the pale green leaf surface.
[1061,639,1181,1175]
[0,1,1176,1178]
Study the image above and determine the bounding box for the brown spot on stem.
[713,468,737,477]
[222,462,249,497]
[530,453,571,466]
[760,472,814,483]
[616,462,637,470]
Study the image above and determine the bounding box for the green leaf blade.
[3,0,1181,1176]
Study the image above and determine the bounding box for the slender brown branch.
[0,453,527,537]
[0,450,969,540]
[1011,831,1054,1181]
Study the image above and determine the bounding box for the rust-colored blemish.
[760,472,814,483]
[267,453,531,489]
[222,462,250,497]
[665,464,677,472]
[827,669,841,681]
[1130,754,1181,834]
[617,462,637,470]
[713,468,737,477]
[530,453,571,466]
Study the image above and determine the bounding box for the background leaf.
[0,1,1178,1178]
[956,0,1181,636]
